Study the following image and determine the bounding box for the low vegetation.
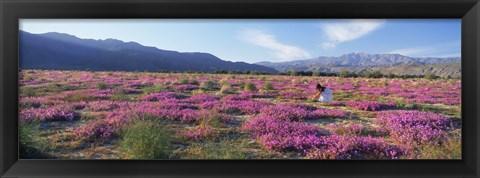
[18,70,461,159]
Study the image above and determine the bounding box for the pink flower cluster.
[306,134,404,159]
[81,89,114,99]
[73,111,130,140]
[331,101,395,111]
[375,110,451,147]
[20,107,79,123]
[347,101,395,111]
[329,101,346,106]
[174,84,200,91]
[74,118,115,140]
[86,100,128,111]
[221,92,273,101]
[75,103,202,140]
[135,108,200,122]
[19,97,59,108]
[141,92,185,101]
[69,101,88,110]
[186,94,220,104]
[259,103,348,121]
[278,92,307,100]
[222,94,250,101]
[119,88,141,94]
[199,100,220,110]
[311,108,348,118]
[216,100,273,115]
[242,116,324,153]
[259,104,312,121]
[239,92,273,99]
[155,99,198,110]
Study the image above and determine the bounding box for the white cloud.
[389,46,434,56]
[321,19,386,48]
[435,53,462,58]
[388,42,461,57]
[238,29,311,61]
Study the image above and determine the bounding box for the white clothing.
[319,88,333,103]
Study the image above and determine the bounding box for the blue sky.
[20,19,461,63]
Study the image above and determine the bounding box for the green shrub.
[64,91,95,102]
[60,84,76,91]
[19,124,36,151]
[263,82,274,90]
[386,73,397,78]
[178,79,189,84]
[192,89,206,95]
[416,137,461,159]
[20,87,37,97]
[18,123,52,159]
[19,123,38,157]
[110,93,131,101]
[96,82,109,90]
[362,71,372,78]
[259,89,268,94]
[353,81,360,88]
[80,112,97,121]
[219,78,230,87]
[142,84,163,94]
[371,70,384,78]
[200,80,217,90]
[339,71,349,78]
[119,121,173,159]
[448,80,456,86]
[218,85,232,94]
[180,138,249,159]
[338,71,358,78]
[288,70,298,76]
[190,80,199,85]
[405,103,419,109]
[299,78,309,84]
[377,96,386,103]
[47,83,61,90]
[396,98,406,107]
[244,82,256,91]
[381,80,388,87]
[199,112,224,128]
[23,74,34,80]
[424,72,438,80]
[334,92,352,100]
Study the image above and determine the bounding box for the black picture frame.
[1,0,479,177]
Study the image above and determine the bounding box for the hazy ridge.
[256,52,461,78]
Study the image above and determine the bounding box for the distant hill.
[256,52,461,78]
[19,31,278,73]
[308,62,461,78]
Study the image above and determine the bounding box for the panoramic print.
[19,19,461,159]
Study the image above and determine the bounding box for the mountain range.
[256,52,461,78]
[19,31,277,73]
[20,31,461,78]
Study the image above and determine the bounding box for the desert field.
[18,70,461,159]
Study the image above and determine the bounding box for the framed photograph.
[1,0,479,177]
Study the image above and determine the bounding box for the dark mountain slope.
[20,31,277,73]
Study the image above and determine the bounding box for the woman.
[313,83,333,103]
